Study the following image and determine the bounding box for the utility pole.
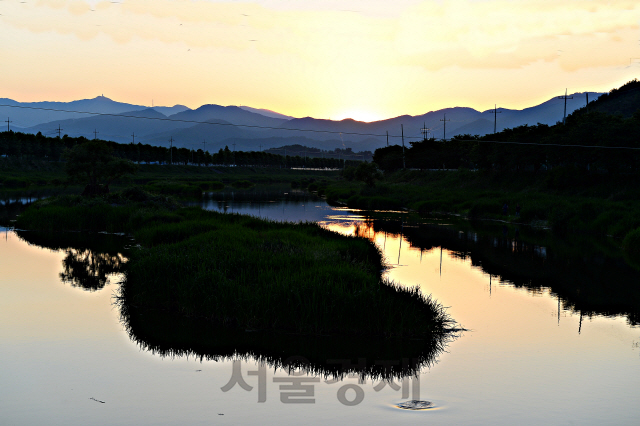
[386,130,389,147]
[202,139,206,153]
[169,137,174,165]
[5,117,12,132]
[586,92,589,113]
[421,122,431,140]
[558,88,573,125]
[56,125,63,139]
[401,124,406,169]
[132,132,136,144]
[259,144,262,152]
[440,113,450,141]
[489,104,502,134]
[93,129,99,140]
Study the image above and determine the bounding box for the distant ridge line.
[0,103,407,140]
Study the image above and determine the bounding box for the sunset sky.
[1,0,639,121]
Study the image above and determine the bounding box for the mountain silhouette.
[1,92,603,151]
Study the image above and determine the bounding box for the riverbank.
[325,169,640,246]
[14,188,454,338]
[0,157,338,194]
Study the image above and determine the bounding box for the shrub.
[623,227,640,258]
[231,180,254,189]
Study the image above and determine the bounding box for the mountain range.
[0,93,602,153]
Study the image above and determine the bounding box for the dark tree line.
[0,131,360,169]
[373,109,640,174]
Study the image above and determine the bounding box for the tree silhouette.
[64,140,137,196]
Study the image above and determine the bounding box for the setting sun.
[1,0,638,117]
[331,109,385,123]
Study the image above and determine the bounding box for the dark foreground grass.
[15,188,454,338]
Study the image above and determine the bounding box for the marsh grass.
[231,180,254,189]
[326,170,640,240]
[623,227,640,267]
[16,188,454,338]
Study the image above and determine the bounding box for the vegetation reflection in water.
[345,211,640,328]
[117,303,458,382]
[15,230,131,292]
[14,192,639,394]
[14,226,458,383]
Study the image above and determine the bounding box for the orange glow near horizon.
[1,1,639,120]
[331,109,386,123]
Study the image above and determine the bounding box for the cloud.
[392,0,640,70]
[3,0,639,117]
[6,1,637,72]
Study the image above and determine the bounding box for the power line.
[488,104,502,134]
[4,99,640,152]
[447,138,640,151]
[440,113,451,140]
[169,137,174,164]
[10,122,638,152]
[420,122,431,140]
[401,124,406,169]
[0,103,410,140]
[559,89,573,125]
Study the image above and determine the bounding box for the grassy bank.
[15,188,453,338]
[326,169,640,243]
[1,158,337,196]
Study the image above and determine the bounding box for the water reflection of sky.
[195,198,356,224]
[1,195,640,426]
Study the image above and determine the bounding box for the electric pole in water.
[488,104,502,134]
[5,117,12,132]
[558,89,573,125]
[440,114,450,141]
[401,124,406,169]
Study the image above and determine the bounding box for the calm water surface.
[1,190,639,425]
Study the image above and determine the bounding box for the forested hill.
[572,79,640,118]
[373,79,640,175]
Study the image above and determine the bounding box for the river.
[1,189,638,425]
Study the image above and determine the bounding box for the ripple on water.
[396,400,436,410]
